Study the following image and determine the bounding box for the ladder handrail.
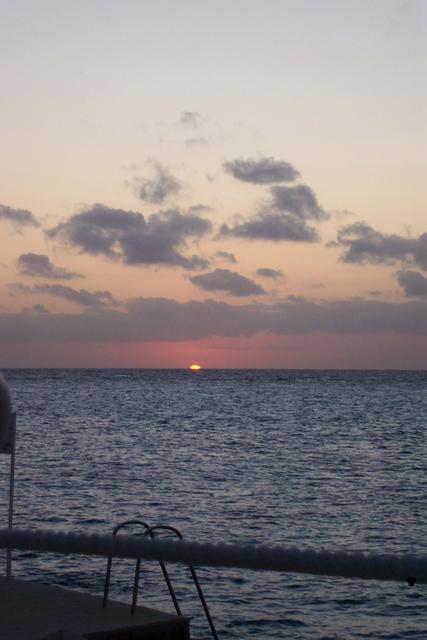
[103,519,150,614]
[102,519,182,616]
[145,525,219,640]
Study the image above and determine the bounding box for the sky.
[1,0,426,368]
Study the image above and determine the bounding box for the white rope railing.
[0,527,424,585]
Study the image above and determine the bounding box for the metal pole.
[6,413,16,579]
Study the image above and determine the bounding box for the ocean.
[1,369,427,639]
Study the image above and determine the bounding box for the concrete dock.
[0,577,191,639]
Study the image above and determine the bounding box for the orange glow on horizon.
[189,364,202,370]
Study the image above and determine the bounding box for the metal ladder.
[102,520,219,640]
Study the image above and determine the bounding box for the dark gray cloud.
[2,296,427,344]
[135,164,181,204]
[17,253,81,280]
[46,204,211,270]
[256,268,283,279]
[223,156,300,184]
[220,212,318,242]
[190,268,265,297]
[9,283,118,309]
[336,222,427,270]
[270,184,328,220]
[215,251,237,264]
[397,270,427,297]
[0,204,40,228]
[180,111,202,129]
[220,180,326,243]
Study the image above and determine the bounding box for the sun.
[189,364,202,370]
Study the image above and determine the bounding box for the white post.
[6,412,16,579]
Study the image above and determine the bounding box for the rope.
[0,527,424,584]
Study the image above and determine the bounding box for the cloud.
[223,156,300,184]
[330,208,355,219]
[0,204,40,228]
[215,251,237,264]
[190,268,265,296]
[9,283,118,309]
[220,181,326,243]
[46,204,212,270]
[135,164,181,204]
[220,212,318,242]
[270,184,328,220]
[397,270,427,297]
[336,222,427,269]
[187,204,212,215]
[256,268,283,279]
[180,111,202,129]
[185,137,209,147]
[23,304,49,314]
[17,253,81,280]
[2,296,427,344]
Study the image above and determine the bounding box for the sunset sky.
[1,0,426,368]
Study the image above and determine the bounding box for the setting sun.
[189,364,202,371]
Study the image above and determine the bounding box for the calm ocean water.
[1,369,427,639]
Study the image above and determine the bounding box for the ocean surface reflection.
[1,369,427,638]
